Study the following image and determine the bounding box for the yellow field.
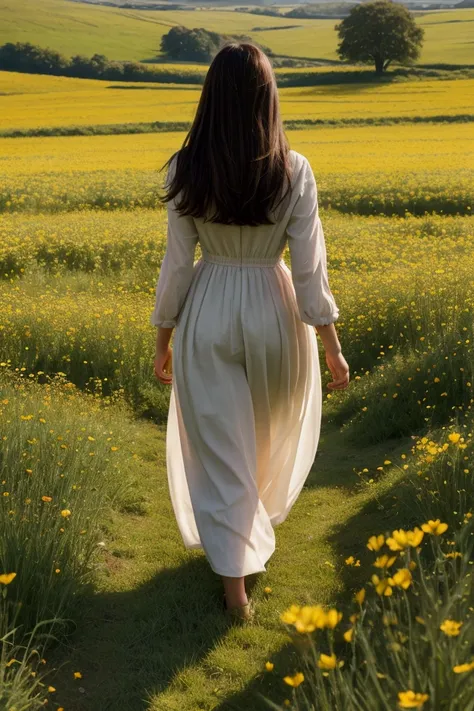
[2,124,471,174]
[1,125,472,215]
[1,71,473,131]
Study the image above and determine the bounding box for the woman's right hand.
[325,350,350,391]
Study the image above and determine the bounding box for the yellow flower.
[280,605,300,625]
[5,658,20,667]
[0,572,16,585]
[421,519,448,536]
[448,433,461,443]
[325,608,343,629]
[61,509,71,518]
[265,661,274,671]
[317,653,337,670]
[355,588,366,605]
[48,686,56,693]
[344,627,354,642]
[373,554,397,569]
[73,671,82,679]
[283,672,304,687]
[387,528,424,551]
[264,586,272,594]
[367,534,385,552]
[440,619,462,637]
[41,495,52,503]
[391,569,413,590]
[398,690,429,708]
[453,660,474,674]
[371,575,393,596]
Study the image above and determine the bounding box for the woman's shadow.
[47,555,245,711]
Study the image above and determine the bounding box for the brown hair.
[159,41,293,226]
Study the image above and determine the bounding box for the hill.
[0,0,473,64]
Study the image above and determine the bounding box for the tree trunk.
[374,55,384,75]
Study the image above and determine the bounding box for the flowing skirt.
[165,257,322,577]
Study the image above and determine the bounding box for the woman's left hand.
[154,345,173,384]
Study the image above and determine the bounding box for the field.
[1,0,474,64]
[2,72,474,133]
[1,3,474,710]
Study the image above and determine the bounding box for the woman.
[150,42,350,622]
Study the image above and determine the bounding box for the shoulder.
[289,150,314,194]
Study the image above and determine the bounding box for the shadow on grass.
[212,469,419,711]
[48,556,230,711]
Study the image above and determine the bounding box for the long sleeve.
[286,157,340,327]
[150,160,199,328]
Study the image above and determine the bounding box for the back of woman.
[150,41,350,622]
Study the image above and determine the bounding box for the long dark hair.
[160,42,293,226]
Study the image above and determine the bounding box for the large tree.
[335,0,424,75]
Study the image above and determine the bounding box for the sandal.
[223,594,254,623]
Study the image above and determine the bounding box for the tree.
[335,0,424,75]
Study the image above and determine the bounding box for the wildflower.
[73,671,82,679]
[48,686,56,693]
[344,627,354,642]
[371,575,393,596]
[317,653,337,670]
[0,572,16,585]
[280,605,332,632]
[61,509,71,518]
[325,608,343,629]
[345,556,361,566]
[41,496,52,503]
[448,433,461,443]
[355,588,365,605]
[373,554,397,569]
[398,690,429,708]
[453,660,474,673]
[264,586,272,594]
[265,661,274,671]
[391,569,413,590]
[440,619,462,636]
[283,672,304,687]
[367,534,385,551]
[421,519,448,535]
[387,528,424,551]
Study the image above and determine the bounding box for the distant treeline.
[1,42,472,87]
[235,3,358,19]
[0,42,207,83]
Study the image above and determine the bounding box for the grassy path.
[46,413,413,711]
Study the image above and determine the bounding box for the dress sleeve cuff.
[302,311,340,327]
[149,313,177,328]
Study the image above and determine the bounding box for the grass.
[0,0,473,65]
[42,410,415,711]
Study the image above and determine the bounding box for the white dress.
[150,150,340,577]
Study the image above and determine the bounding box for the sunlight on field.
[1,71,473,131]
[2,124,471,175]
[1,0,473,64]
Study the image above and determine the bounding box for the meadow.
[2,72,474,133]
[1,3,474,708]
[1,0,474,64]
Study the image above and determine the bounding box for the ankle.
[224,592,248,609]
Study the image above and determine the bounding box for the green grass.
[43,412,414,711]
[1,0,473,65]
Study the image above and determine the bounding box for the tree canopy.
[335,0,424,74]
